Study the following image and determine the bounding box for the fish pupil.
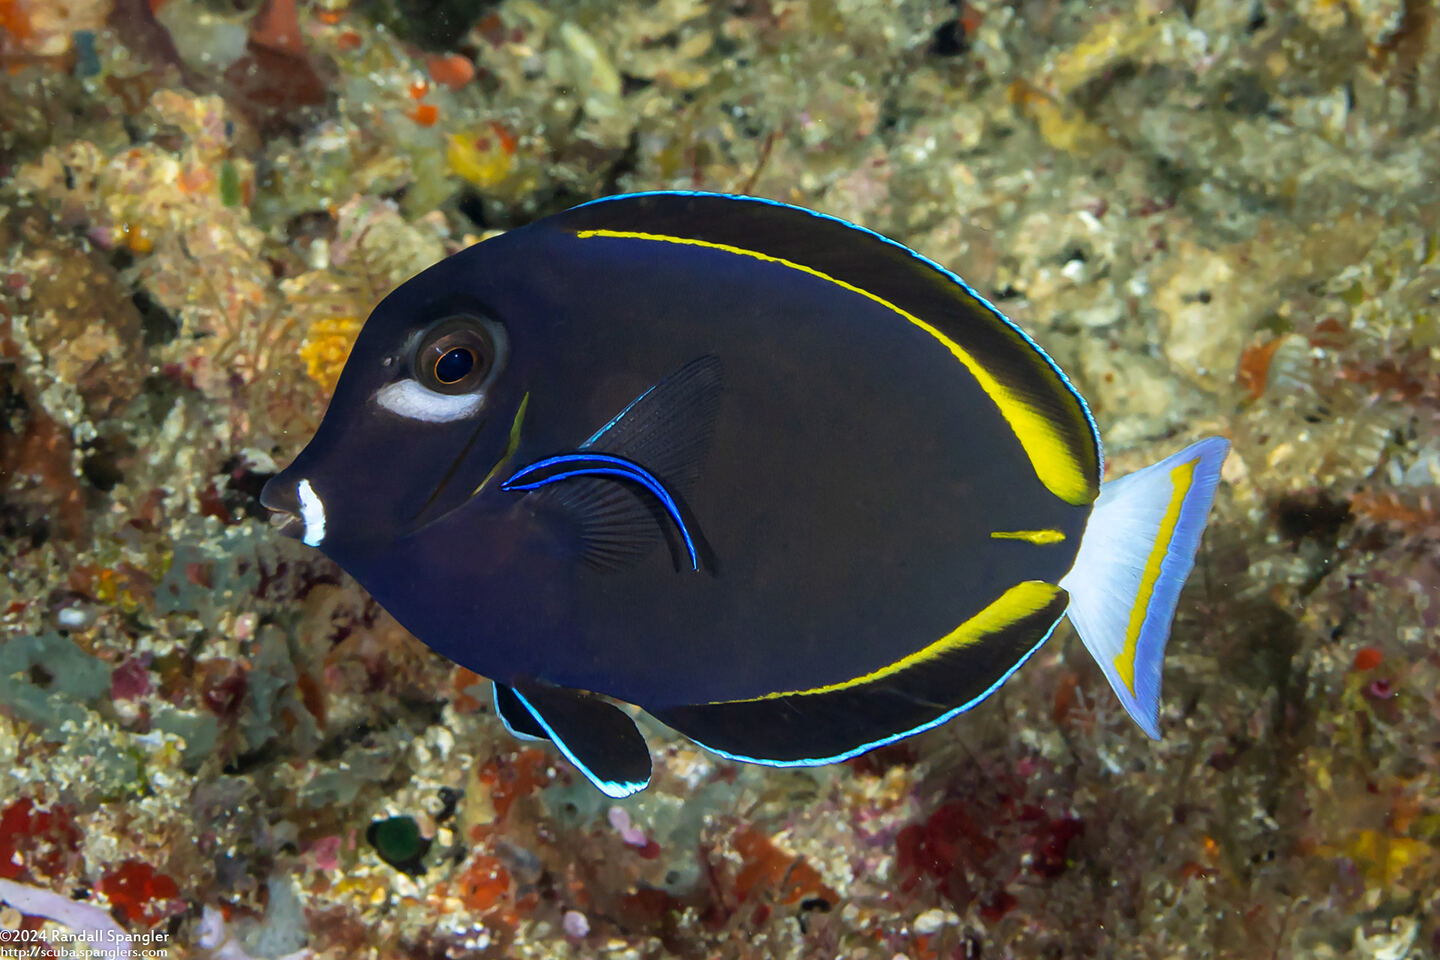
[435,347,475,384]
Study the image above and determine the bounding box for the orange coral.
[2,0,108,63]
[455,854,511,911]
[474,747,552,823]
[426,53,475,90]
[223,0,327,131]
[99,860,182,925]
[1352,646,1383,671]
[0,0,33,43]
[298,315,362,392]
[249,0,304,55]
[0,798,82,881]
[451,666,487,712]
[1236,337,1283,402]
[729,827,835,905]
[1350,488,1440,539]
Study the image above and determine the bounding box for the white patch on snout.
[297,479,326,547]
[375,380,484,422]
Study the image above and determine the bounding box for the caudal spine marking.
[990,529,1066,544]
[711,580,1061,703]
[575,228,1091,505]
[1114,458,1197,692]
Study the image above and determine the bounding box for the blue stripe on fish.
[502,453,699,571]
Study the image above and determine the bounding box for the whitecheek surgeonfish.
[261,192,1229,798]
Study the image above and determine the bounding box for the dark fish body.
[264,193,1228,796]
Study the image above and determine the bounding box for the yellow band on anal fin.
[575,228,1093,505]
[990,529,1066,544]
[713,580,1062,703]
[1114,458,1197,693]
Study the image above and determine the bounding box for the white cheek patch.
[297,479,327,547]
[375,379,484,422]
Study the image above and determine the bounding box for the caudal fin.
[1058,436,1229,738]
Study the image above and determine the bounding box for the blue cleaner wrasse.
[261,192,1229,798]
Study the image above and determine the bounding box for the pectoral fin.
[503,453,700,570]
[504,355,722,572]
[510,679,652,798]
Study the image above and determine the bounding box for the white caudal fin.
[1059,436,1229,738]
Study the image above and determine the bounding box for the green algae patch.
[0,633,112,739]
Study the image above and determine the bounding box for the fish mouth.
[268,510,304,540]
[259,475,305,540]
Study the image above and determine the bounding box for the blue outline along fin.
[509,679,652,798]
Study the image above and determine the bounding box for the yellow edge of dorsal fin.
[574,227,1093,505]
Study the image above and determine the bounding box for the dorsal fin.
[552,191,1101,506]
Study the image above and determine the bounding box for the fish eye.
[434,346,475,384]
[414,316,503,395]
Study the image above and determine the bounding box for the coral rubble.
[2,0,1439,957]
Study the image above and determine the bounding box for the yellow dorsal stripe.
[713,580,1062,703]
[990,529,1067,544]
[575,228,1091,505]
[1114,458,1197,692]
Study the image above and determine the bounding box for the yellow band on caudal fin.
[1114,458,1197,693]
[575,228,1092,506]
[712,580,1062,703]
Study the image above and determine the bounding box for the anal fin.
[510,679,652,798]
[653,583,1070,765]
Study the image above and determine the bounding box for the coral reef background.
[2,0,1439,957]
